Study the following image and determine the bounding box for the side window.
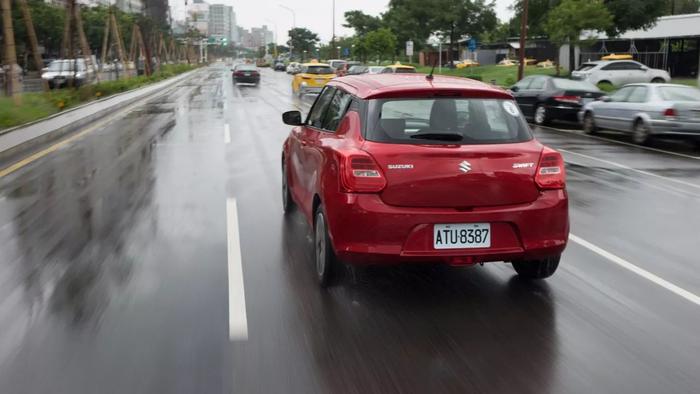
[621,62,642,70]
[601,63,621,71]
[380,68,392,74]
[321,90,353,131]
[626,86,648,103]
[307,87,335,128]
[529,77,546,90]
[609,86,634,102]
[513,77,533,90]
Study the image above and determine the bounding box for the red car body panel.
[282,74,569,266]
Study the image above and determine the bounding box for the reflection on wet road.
[1,65,699,393]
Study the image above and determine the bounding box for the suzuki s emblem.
[459,161,472,173]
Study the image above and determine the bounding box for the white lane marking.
[569,234,700,307]
[226,198,248,340]
[539,125,700,161]
[559,148,700,190]
[224,123,231,144]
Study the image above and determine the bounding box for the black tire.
[632,119,651,145]
[533,104,549,126]
[651,77,665,83]
[314,206,338,287]
[512,255,560,279]
[282,160,295,214]
[582,112,598,135]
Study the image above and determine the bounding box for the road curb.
[0,69,200,166]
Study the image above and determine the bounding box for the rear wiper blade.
[410,133,463,142]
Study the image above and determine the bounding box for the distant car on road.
[347,65,369,75]
[581,83,700,146]
[368,66,386,74]
[380,63,416,74]
[510,75,604,125]
[41,59,96,88]
[281,74,569,286]
[291,63,336,96]
[286,62,301,74]
[328,59,347,71]
[273,61,286,71]
[232,63,260,86]
[571,60,670,87]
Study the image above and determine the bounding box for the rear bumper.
[234,76,260,83]
[649,119,700,136]
[325,191,569,265]
[544,104,581,122]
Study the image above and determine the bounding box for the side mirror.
[282,110,303,126]
[510,86,519,92]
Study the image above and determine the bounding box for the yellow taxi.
[292,62,336,96]
[455,59,480,69]
[379,62,416,73]
[601,53,633,60]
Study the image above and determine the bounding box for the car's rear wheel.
[512,255,560,279]
[534,104,549,126]
[282,160,295,214]
[583,112,598,134]
[651,77,665,83]
[632,119,651,145]
[314,206,338,287]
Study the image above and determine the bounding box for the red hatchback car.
[281,74,569,286]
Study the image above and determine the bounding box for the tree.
[287,27,319,60]
[382,0,436,56]
[602,0,667,36]
[432,0,497,64]
[481,22,515,44]
[510,0,561,38]
[664,0,699,14]
[10,0,64,58]
[343,10,382,36]
[363,28,397,63]
[545,0,613,74]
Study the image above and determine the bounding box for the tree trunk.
[1,0,21,97]
[18,0,48,91]
[568,42,575,75]
[556,45,561,76]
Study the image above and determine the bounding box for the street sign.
[468,38,477,52]
[343,47,350,57]
[406,41,414,57]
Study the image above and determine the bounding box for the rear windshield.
[394,68,416,73]
[366,98,531,145]
[657,86,700,101]
[305,66,334,74]
[552,78,598,91]
[577,63,597,72]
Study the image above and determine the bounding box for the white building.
[187,0,210,36]
[209,4,235,42]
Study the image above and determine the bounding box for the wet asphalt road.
[1,64,700,394]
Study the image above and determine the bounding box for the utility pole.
[279,4,295,60]
[331,0,336,58]
[1,0,21,96]
[517,0,529,81]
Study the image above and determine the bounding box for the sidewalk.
[0,68,199,162]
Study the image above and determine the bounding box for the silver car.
[580,83,700,145]
[571,60,670,87]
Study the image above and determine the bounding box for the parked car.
[347,65,369,75]
[510,76,604,125]
[328,59,347,71]
[273,61,286,71]
[571,60,670,87]
[291,62,336,96]
[286,62,301,74]
[232,63,260,85]
[456,59,480,69]
[368,66,386,74]
[581,83,700,145]
[380,63,416,74]
[41,59,96,88]
[280,74,569,286]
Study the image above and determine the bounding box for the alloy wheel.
[534,105,547,125]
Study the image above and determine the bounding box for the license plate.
[244,72,251,76]
[315,79,325,83]
[434,223,491,249]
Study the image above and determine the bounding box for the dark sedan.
[232,64,260,85]
[510,76,603,125]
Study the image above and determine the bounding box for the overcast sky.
[171,0,515,44]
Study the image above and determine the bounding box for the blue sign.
[343,47,350,57]
[468,38,477,52]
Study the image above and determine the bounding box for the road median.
[0,66,202,166]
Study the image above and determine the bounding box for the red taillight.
[339,153,387,193]
[535,146,566,190]
[234,71,243,76]
[663,108,677,118]
[553,95,581,104]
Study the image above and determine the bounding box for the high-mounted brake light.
[535,146,566,190]
[339,153,387,193]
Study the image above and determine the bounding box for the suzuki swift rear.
[281,74,569,286]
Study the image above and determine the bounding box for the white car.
[571,60,670,87]
[41,59,96,88]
